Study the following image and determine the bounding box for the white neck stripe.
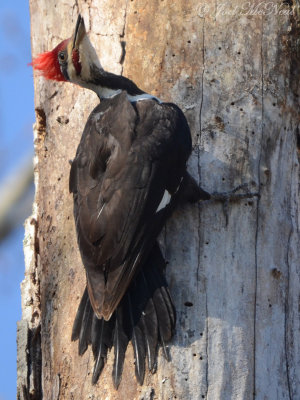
[127,93,162,103]
[93,85,162,104]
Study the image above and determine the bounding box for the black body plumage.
[70,91,210,387]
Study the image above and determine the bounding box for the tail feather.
[112,306,130,389]
[71,287,88,341]
[139,273,158,372]
[78,295,93,355]
[145,266,173,343]
[130,269,158,373]
[92,352,104,385]
[91,313,101,357]
[71,242,176,387]
[143,247,175,360]
[92,316,114,385]
[153,288,172,360]
[152,263,176,332]
[127,293,146,385]
[156,250,176,338]
[160,285,176,332]
[92,318,105,384]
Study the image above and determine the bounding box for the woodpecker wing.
[70,91,191,320]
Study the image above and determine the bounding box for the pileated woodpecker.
[31,15,211,387]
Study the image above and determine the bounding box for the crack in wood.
[120,0,129,75]
[253,14,265,400]
[284,158,295,400]
[197,16,209,400]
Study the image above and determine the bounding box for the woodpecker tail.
[71,243,176,388]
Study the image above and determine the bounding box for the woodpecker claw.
[210,182,260,203]
[208,182,260,226]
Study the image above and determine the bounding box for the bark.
[18,1,300,399]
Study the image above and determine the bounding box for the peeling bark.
[18,1,300,399]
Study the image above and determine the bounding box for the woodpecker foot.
[209,183,260,225]
[211,182,260,202]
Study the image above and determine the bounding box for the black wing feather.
[70,92,191,320]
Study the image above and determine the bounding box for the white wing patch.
[156,190,172,213]
[94,88,162,103]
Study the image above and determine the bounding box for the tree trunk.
[18,1,300,399]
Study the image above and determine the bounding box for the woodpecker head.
[31,15,101,86]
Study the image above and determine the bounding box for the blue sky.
[0,1,34,399]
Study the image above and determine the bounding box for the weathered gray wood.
[19,1,300,399]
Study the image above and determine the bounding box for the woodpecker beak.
[65,15,102,85]
[72,14,86,50]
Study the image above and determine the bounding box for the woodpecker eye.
[58,51,67,63]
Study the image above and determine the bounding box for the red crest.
[30,38,70,81]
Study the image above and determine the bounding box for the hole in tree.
[184,301,193,307]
